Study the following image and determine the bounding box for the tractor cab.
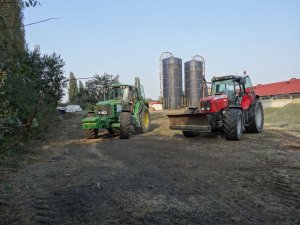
[209,75,255,110]
[104,83,146,111]
[211,75,246,106]
[105,85,125,101]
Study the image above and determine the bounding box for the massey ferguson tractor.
[82,77,150,139]
[168,75,264,140]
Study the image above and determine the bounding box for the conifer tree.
[68,72,78,103]
[78,80,84,95]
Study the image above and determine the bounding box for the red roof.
[254,78,300,96]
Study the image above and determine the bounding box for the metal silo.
[184,55,206,107]
[160,52,183,109]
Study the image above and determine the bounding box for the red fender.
[241,95,251,110]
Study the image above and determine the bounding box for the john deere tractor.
[82,77,150,139]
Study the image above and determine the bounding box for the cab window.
[245,76,253,89]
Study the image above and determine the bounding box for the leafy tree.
[68,72,78,104]
[0,0,40,64]
[0,0,66,149]
[0,0,25,66]
[22,0,40,8]
[76,80,90,109]
[2,50,66,131]
[85,73,120,104]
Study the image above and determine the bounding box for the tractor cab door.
[130,87,138,104]
[212,79,236,106]
[234,81,243,106]
[121,86,138,112]
[240,76,255,110]
[245,75,253,91]
[121,86,131,111]
[139,85,146,100]
[244,75,256,102]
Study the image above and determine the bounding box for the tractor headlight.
[200,100,211,111]
[98,110,108,115]
[116,104,122,113]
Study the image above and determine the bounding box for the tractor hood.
[95,100,123,116]
[96,100,121,106]
[201,94,228,102]
[200,95,229,113]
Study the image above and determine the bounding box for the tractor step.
[167,113,211,132]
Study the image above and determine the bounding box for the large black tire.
[208,115,219,132]
[136,107,150,133]
[224,109,243,140]
[245,99,264,133]
[85,129,98,139]
[182,131,199,137]
[120,112,131,139]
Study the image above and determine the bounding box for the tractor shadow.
[173,132,221,139]
[97,131,118,140]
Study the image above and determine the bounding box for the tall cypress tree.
[0,0,25,62]
[68,72,78,103]
[78,80,84,95]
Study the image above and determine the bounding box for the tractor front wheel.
[85,129,98,139]
[245,100,264,133]
[224,109,243,140]
[120,112,131,139]
[136,107,150,133]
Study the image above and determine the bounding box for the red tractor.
[168,75,264,140]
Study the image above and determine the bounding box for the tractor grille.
[200,100,211,111]
[96,105,112,116]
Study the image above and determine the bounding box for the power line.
[3,17,61,30]
[23,17,61,27]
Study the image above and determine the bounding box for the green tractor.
[82,77,150,139]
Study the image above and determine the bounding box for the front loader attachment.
[167,113,211,132]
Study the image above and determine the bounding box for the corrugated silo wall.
[162,57,183,109]
[184,60,204,107]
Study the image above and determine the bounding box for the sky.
[23,0,300,100]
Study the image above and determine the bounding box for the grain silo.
[160,52,183,109]
[184,55,206,106]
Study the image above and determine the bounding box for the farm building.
[254,78,300,100]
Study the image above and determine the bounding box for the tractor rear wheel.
[120,112,131,139]
[136,107,150,133]
[224,109,243,140]
[85,129,98,139]
[245,99,264,133]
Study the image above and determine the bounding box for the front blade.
[167,113,211,132]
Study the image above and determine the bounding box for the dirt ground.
[1,111,300,225]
